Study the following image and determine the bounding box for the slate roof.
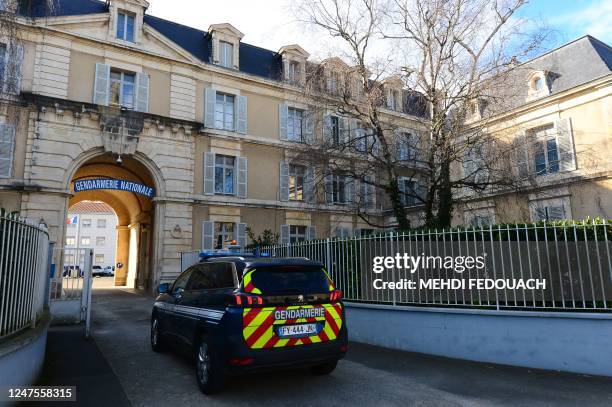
[18,1,611,118]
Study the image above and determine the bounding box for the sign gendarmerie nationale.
[74,178,155,198]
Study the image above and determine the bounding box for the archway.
[66,153,157,289]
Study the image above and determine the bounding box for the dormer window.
[117,11,135,42]
[209,23,243,70]
[527,70,551,101]
[219,41,234,68]
[288,61,300,84]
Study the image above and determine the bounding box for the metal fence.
[0,212,50,339]
[260,220,612,312]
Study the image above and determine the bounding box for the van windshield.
[248,265,330,295]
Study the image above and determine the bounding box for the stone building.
[0,0,610,289]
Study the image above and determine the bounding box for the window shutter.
[278,103,288,140]
[304,110,314,143]
[4,41,23,95]
[0,123,15,178]
[93,63,110,106]
[305,167,315,202]
[204,152,215,195]
[324,172,333,204]
[135,72,149,113]
[237,95,248,134]
[514,131,529,178]
[397,177,406,206]
[364,176,375,209]
[346,176,355,206]
[555,118,576,171]
[307,226,317,241]
[235,223,247,248]
[340,117,348,145]
[202,221,214,250]
[323,114,332,142]
[280,224,290,245]
[237,156,248,198]
[279,160,289,202]
[204,88,216,128]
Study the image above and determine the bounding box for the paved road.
[89,286,612,407]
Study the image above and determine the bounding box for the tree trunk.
[436,161,453,228]
[387,179,411,231]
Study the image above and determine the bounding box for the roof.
[245,259,324,268]
[68,201,115,214]
[20,0,283,81]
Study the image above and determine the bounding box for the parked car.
[92,265,105,277]
[103,266,115,276]
[150,254,347,394]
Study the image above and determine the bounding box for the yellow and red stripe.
[242,304,343,349]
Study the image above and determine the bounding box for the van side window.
[187,263,235,290]
[172,269,193,293]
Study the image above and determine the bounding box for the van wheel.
[195,338,224,394]
[310,360,338,375]
[150,317,166,352]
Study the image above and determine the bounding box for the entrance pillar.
[114,226,130,286]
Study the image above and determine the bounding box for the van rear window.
[248,265,329,294]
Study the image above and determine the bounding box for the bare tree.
[294,0,547,230]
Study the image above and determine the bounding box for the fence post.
[325,238,332,276]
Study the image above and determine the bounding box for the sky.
[146,0,612,59]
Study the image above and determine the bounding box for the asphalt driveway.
[84,286,612,407]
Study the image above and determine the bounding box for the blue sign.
[74,178,155,198]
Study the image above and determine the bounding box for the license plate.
[277,323,318,338]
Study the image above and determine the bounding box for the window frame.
[109,70,136,109]
[287,107,304,142]
[289,164,306,201]
[95,254,105,264]
[214,92,236,131]
[214,154,236,195]
[81,219,92,228]
[96,236,106,246]
[330,116,340,145]
[331,174,347,205]
[219,40,234,68]
[81,236,91,246]
[289,225,308,243]
[531,125,559,176]
[0,122,14,179]
[116,11,136,42]
[214,221,235,249]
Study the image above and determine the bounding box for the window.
[399,178,418,207]
[289,225,308,243]
[328,72,338,94]
[331,174,347,204]
[358,228,375,236]
[330,116,340,145]
[110,70,135,109]
[97,219,106,228]
[287,108,303,141]
[95,254,105,264]
[289,164,306,201]
[81,237,91,246]
[82,219,92,228]
[533,77,543,91]
[66,236,76,246]
[65,254,75,265]
[533,205,565,221]
[388,89,400,110]
[214,155,235,195]
[0,122,14,178]
[397,133,416,161]
[219,41,234,68]
[117,12,135,42]
[187,263,236,290]
[172,268,193,294]
[469,215,492,227]
[532,126,559,176]
[288,61,300,84]
[96,236,106,246]
[214,222,235,249]
[214,93,235,130]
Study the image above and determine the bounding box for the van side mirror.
[157,283,170,294]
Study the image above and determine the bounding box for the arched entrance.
[67,153,157,289]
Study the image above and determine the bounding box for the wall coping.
[344,301,612,320]
[0,311,51,359]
